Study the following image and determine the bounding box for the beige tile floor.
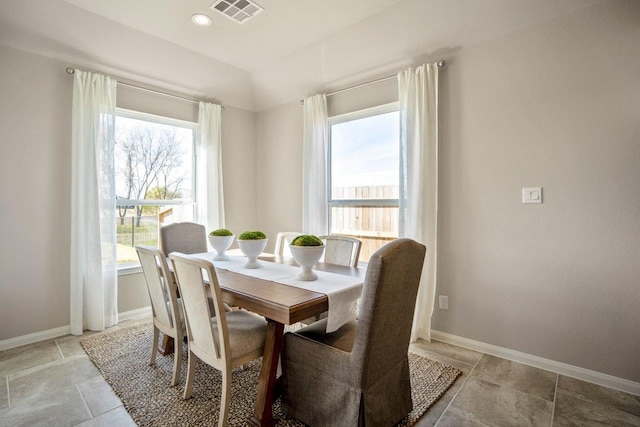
[1,317,639,426]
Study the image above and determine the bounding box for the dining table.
[166,252,366,427]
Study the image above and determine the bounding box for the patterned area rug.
[81,323,461,426]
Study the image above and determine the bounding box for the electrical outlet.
[439,295,448,310]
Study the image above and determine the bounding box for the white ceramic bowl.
[237,238,268,269]
[289,244,325,281]
[208,234,234,261]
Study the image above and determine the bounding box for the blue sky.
[330,111,399,189]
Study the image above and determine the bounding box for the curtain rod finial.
[436,60,446,68]
[66,67,75,74]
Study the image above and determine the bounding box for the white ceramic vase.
[237,239,268,269]
[289,245,325,281]
[208,235,234,261]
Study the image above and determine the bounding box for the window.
[328,103,399,262]
[115,109,196,268]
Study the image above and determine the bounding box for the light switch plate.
[439,295,448,310]
[522,187,542,204]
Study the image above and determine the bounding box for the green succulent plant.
[238,230,267,240]
[209,228,233,236]
[291,235,323,246]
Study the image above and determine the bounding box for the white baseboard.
[118,306,152,322]
[431,330,640,397]
[0,306,152,352]
[0,325,71,351]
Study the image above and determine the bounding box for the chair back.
[319,235,362,267]
[136,245,180,333]
[160,222,207,255]
[274,232,302,257]
[170,253,230,369]
[351,238,426,383]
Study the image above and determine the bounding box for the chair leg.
[171,336,182,386]
[218,368,232,427]
[183,350,197,399]
[150,326,159,365]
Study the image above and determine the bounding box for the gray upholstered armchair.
[281,238,427,426]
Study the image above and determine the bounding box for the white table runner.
[194,254,363,333]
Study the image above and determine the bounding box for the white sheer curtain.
[398,63,439,343]
[196,102,225,231]
[302,94,329,236]
[70,70,118,335]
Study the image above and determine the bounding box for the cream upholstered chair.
[318,235,362,267]
[281,238,426,426]
[160,222,208,255]
[170,253,267,426]
[274,231,302,257]
[136,245,185,386]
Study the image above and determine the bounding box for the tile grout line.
[5,375,10,408]
[433,353,483,426]
[76,384,94,420]
[55,340,65,359]
[550,373,559,426]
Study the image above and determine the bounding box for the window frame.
[114,108,198,274]
[327,102,400,249]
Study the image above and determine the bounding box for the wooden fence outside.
[115,185,400,264]
[330,185,399,262]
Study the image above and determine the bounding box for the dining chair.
[170,253,267,427]
[298,235,363,325]
[136,245,186,386]
[160,222,208,255]
[161,221,233,313]
[280,238,426,426]
[318,235,362,267]
[274,231,302,257]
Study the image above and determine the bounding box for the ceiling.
[0,0,604,112]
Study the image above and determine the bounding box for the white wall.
[255,101,304,253]
[0,44,257,340]
[254,1,640,383]
[0,45,73,339]
[432,0,640,383]
[220,106,258,239]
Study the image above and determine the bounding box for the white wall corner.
[431,330,640,397]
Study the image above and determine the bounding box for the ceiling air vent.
[210,0,264,24]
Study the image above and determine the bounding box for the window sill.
[118,263,142,276]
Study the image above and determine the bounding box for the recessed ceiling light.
[192,13,212,26]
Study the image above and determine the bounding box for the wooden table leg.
[249,320,284,427]
[158,334,175,355]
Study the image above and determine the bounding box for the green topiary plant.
[209,228,233,236]
[291,234,323,246]
[238,230,267,240]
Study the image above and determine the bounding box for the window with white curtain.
[114,108,196,268]
[328,103,399,262]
